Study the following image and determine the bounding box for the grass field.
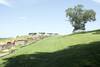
[0,30,100,67]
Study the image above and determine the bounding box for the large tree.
[66,4,96,32]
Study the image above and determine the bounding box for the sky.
[0,0,100,38]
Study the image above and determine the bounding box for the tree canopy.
[66,4,96,32]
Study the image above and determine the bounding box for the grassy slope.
[0,30,100,67]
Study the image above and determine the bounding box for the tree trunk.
[73,22,85,32]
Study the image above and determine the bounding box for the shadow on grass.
[2,41,100,67]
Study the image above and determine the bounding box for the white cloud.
[19,16,27,20]
[0,0,12,7]
[92,0,100,3]
[0,0,49,7]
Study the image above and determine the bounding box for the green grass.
[0,30,100,67]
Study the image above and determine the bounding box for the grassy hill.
[0,30,100,67]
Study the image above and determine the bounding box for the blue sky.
[0,0,100,38]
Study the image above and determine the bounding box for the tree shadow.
[2,41,100,67]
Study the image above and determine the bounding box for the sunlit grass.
[0,30,100,67]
